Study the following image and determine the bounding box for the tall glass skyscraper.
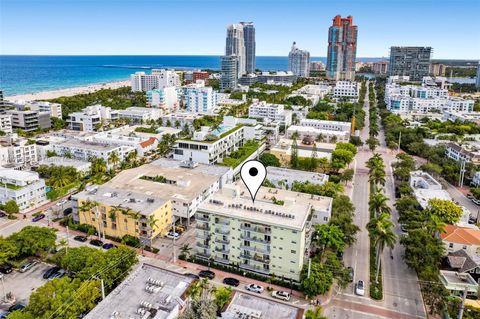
[240,22,256,74]
[288,42,310,77]
[326,15,358,81]
[388,47,432,81]
[476,62,480,89]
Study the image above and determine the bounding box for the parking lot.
[0,261,53,311]
[152,223,196,260]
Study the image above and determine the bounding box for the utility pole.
[93,276,105,300]
[458,285,468,319]
[397,131,402,153]
[172,222,176,263]
[307,258,311,279]
[459,160,466,188]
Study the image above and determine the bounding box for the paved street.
[331,82,427,318]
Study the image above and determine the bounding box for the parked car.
[102,243,114,250]
[467,194,474,200]
[73,235,88,242]
[43,266,61,279]
[32,213,45,222]
[8,304,25,313]
[185,273,200,280]
[19,260,37,273]
[472,198,480,206]
[63,207,73,216]
[469,216,477,224]
[355,280,365,296]
[223,277,240,287]
[47,268,65,280]
[271,290,291,301]
[0,265,12,274]
[245,283,264,293]
[165,231,180,239]
[0,211,6,218]
[400,224,408,233]
[347,267,354,282]
[89,239,104,247]
[198,270,215,280]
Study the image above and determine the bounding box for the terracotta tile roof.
[140,137,156,148]
[441,224,480,246]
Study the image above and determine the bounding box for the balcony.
[215,227,230,235]
[215,246,230,254]
[215,256,230,265]
[214,219,230,226]
[196,242,209,249]
[197,224,210,231]
[239,253,270,264]
[215,237,230,244]
[196,251,211,259]
[196,215,209,222]
[240,225,271,234]
[240,235,270,245]
[239,263,270,275]
[195,231,209,239]
[240,245,270,254]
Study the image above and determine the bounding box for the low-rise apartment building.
[445,142,480,165]
[73,186,172,240]
[117,107,161,124]
[67,104,119,132]
[0,136,38,167]
[85,128,158,157]
[0,169,46,211]
[409,170,451,209]
[441,224,480,256]
[0,114,12,134]
[194,182,333,280]
[38,156,91,174]
[332,81,359,101]
[146,87,179,110]
[443,111,480,125]
[286,125,350,142]
[102,158,232,223]
[12,101,62,118]
[131,69,180,92]
[7,109,51,132]
[270,138,335,165]
[248,100,292,126]
[52,140,135,165]
[266,166,328,189]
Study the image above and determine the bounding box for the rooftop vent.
[147,198,155,203]
[129,198,136,203]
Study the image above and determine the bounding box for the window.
[291,250,296,254]
[291,241,297,244]
[463,245,467,250]
[449,243,453,248]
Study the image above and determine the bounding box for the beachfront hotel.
[194,182,333,281]
[67,104,119,132]
[73,186,172,240]
[131,69,180,92]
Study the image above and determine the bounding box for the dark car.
[73,235,88,242]
[347,267,354,282]
[32,213,45,222]
[47,268,65,280]
[8,304,25,312]
[0,211,6,218]
[185,273,200,280]
[102,243,114,250]
[0,265,12,274]
[198,270,215,280]
[223,277,240,287]
[90,239,104,247]
[43,266,61,279]
[400,224,408,233]
[63,207,73,216]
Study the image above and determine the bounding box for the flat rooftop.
[84,263,194,319]
[104,160,230,202]
[0,168,39,181]
[199,182,332,231]
[38,157,91,168]
[75,186,168,216]
[222,292,302,319]
[55,139,123,151]
[413,189,451,209]
[266,166,328,184]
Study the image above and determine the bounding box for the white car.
[355,280,365,296]
[245,283,264,293]
[165,231,180,239]
[271,290,291,301]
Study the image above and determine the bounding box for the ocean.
[0,55,385,96]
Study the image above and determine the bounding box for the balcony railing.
[214,246,229,254]
[196,215,209,222]
[240,235,270,245]
[240,245,270,254]
[240,225,271,234]
[239,263,270,275]
[195,231,209,239]
[197,224,210,231]
[215,227,230,235]
[196,251,211,259]
[215,219,230,226]
[239,253,270,264]
[196,242,209,249]
[215,237,230,244]
[215,257,230,265]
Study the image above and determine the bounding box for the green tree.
[314,224,345,256]
[259,153,281,167]
[9,226,57,257]
[108,151,120,170]
[305,307,328,319]
[0,236,18,264]
[366,136,379,151]
[401,229,445,273]
[290,138,299,168]
[339,168,354,184]
[367,212,397,282]
[300,262,334,298]
[330,195,359,246]
[16,277,100,319]
[213,286,233,310]
[426,199,463,224]
[3,200,19,215]
[369,191,391,218]
[331,149,354,170]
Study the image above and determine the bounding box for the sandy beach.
[5,80,131,101]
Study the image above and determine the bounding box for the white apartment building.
[12,101,62,118]
[52,140,135,165]
[445,142,480,165]
[300,118,351,132]
[409,170,451,209]
[174,124,248,165]
[67,104,119,132]
[131,69,180,92]
[472,171,480,187]
[443,111,480,125]
[0,169,46,211]
[194,182,333,280]
[266,166,329,189]
[0,114,12,134]
[85,128,158,157]
[332,81,360,100]
[0,136,37,167]
[248,100,292,126]
[159,112,202,129]
[117,107,161,124]
[146,87,179,110]
[38,157,92,174]
[286,125,350,142]
[104,158,233,223]
[183,81,217,114]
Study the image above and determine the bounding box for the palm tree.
[147,215,160,246]
[369,167,386,188]
[368,190,391,218]
[424,214,446,237]
[90,157,107,175]
[108,151,120,170]
[367,212,397,283]
[79,199,103,240]
[180,243,192,259]
[316,133,325,143]
[126,150,137,163]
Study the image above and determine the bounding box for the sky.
[1,0,479,59]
